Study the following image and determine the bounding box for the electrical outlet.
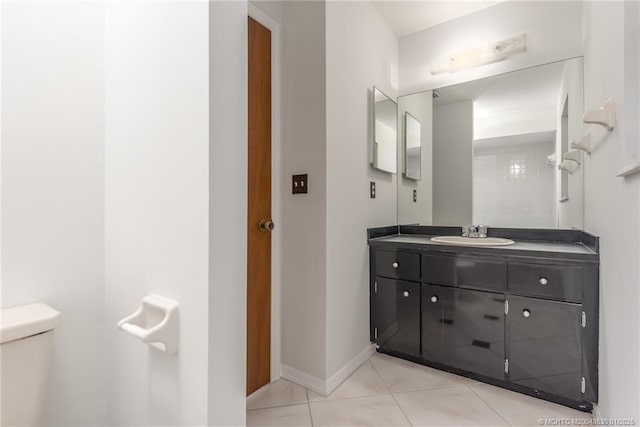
[370,181,376,199]
[292,174,308,194]
[413,189,417,202]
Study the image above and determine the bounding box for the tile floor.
[247,353,593,426]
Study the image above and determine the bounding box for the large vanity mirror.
[397,58,585,229]
[372,87,398,174]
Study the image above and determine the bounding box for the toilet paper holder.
[117,295,179,354]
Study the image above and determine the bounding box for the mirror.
[372,87,397,174]
[404,112,421,180]
[397,58,584,229]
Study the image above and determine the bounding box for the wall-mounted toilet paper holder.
[117,295,179,354]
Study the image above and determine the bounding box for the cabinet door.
[421,284,451,365]
[375,278,420,356]
[446,288,506,380]
[422,284,505,379]
[508,296,582,400]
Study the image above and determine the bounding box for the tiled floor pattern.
[247,353,593,426]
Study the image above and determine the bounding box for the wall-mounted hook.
[571,129,592,154]
[563,149,582,165]
[583,97,615,131]
[546,153,556,167]
[558,159,580,174]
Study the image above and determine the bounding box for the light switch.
[292,174,308,194]
[370,181,376,199]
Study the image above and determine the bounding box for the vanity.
[369,53,598,411]
[368,225,599,412]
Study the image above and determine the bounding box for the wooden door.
[247,17,272,396]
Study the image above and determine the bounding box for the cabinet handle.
[403,291,410,297]
[392,262,399,268]
[539,277,548,285]
[523,309,531,318]
[430,295,438,303]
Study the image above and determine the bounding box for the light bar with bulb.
[430,34,527,75]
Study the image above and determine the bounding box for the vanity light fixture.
[430,34,527,75]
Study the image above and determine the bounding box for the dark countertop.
[369,233,599,262]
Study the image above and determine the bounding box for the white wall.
[432,100,473,225]
[582,1,640,420]
[208,1,248,425]
[325,0,398,377]
[104,2,211,424]
[399,1,583,95]
[1,3,106,424]
[556,57,584,229]
[252,0,398,386]
[397,91,433,225]
[280,0,328,380]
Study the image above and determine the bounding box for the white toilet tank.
[0,303,61,426]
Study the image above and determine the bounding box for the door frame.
[248,4,282,383]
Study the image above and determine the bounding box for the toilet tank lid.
[0,303,61,344]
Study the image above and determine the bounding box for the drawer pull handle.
[430,295,438,303]
[539,277,548,285]
[392,262,399,268]
[403,291,410,297]
[523,309,531,318]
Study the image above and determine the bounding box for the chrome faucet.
[462,225,488,238]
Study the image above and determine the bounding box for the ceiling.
[372,1,504,37]
[432,60,565,108]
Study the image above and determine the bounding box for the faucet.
[462,225,488,238]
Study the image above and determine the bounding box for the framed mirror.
[372,87,397,174]
[397,58,584,229]
[404,112,421,180]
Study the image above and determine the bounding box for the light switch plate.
[370,181,376,199]
[292,174,308,194]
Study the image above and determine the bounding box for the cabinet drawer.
[375,250,420,281]
[422,254,507,292]
[508,262,582,303]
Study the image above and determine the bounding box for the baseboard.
[325,344,376,395]
[282,344,376,397]
[592,403,602,420]
[281,364,327,396]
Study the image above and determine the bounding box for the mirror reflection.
[404,113,421,180]
[398,58,585,229]
[372,87,397,174]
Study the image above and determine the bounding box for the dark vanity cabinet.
[422,284,506,380]
[374,277,420,356]
[507,295,583,401]
[369,232,599,412]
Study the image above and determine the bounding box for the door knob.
[539,277,548,285]
[430,295,438,303]
[392,262,399,268]
[523,309,531,318]
[403,291,410,297]
[259,219,275,232]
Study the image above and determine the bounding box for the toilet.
[0,303,61,426]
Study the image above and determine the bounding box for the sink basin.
[431,236,515,246]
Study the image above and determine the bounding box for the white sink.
[431,236,515,246]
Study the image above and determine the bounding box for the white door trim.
[248,3,282,383]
